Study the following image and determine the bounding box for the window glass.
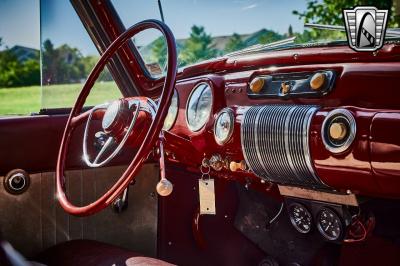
[40,0,121,110]
[113,0,312,70]
[0,0,40,116]
[135,29,167,77]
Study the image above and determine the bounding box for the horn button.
[102,100,130,136]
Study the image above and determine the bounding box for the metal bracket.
[112,186,129,213]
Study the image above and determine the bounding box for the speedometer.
[186,83,212,132]
[163,89,178,131]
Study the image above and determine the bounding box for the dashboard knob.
[310,72,326,90]
[329,122,347,140]
[281,82,291,95]
[249,77,265,93]
[229,160,246,172]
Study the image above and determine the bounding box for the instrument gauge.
[163,89,179,131]
[317,207,343,241]
[214,108,234,145]
[186,83,213,132]
[288,203,312,234]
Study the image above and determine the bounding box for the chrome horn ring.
[83,99,142,168]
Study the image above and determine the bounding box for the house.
[9,45,39,62]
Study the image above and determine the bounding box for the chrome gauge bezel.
[288,202,313,234]
[214,108,234,145]
[316,207,343,241]
[186,82,213,132]
[321,109,356,154]
[162,88,179,131]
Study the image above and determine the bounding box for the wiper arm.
[226,36,296,57]
[304,23,400,38]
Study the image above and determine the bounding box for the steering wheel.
[56,20,177,216]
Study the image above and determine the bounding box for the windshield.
[113,0,399,75]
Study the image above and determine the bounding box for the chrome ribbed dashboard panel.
[241,105,326,188]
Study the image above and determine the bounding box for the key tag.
[199,164,216,215]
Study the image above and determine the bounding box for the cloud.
[242,3,257,10]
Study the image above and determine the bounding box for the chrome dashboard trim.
[185,82,213,132]
[214,107,234,145]
[241,105,326,188]
[321,108,356,154]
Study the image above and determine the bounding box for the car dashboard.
[156,44,400,242]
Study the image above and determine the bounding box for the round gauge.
[186,83,212,132]
[163,89,179,131]
[214,108,234,145]
[317,207,343,241]
[288,203,312,234]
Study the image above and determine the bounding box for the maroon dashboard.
[161,43,400,200]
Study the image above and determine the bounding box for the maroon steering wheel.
[56,20,177,216]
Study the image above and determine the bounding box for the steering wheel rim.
[56,19,177,216]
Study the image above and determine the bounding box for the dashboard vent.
[241,105,326,188]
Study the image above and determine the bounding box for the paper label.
[199,179,216,215]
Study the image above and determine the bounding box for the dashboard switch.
[249,77,265,93]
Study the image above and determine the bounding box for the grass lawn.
[0,81,121,116]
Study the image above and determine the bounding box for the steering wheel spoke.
[93,136,116,164]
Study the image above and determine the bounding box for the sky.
[0,0,40,49]
[0,0,308,55]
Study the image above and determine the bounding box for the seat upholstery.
[35,240,174,266]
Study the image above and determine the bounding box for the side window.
[0,1,40,116]
[111,0,167,78]
[40,0,122,110]
[0,1,122,116]
[134,30,168,78]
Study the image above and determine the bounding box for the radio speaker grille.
[241,105,325,188]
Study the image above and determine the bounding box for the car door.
[0,1,158,258]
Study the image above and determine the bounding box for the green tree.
[151,36,167,70]
[42,39,58,84]
[293,0,398,42]
[0,43,40,87]
[224,33,247,53]
[42,39,87,84]
[179,25,217,66]
[293,0,397,26]
[82,55,113,81]
[288,25,294,37]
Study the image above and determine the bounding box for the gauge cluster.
[214,108,234,145]
[186,82,213,132]
[163,89,179,131]
[285,198,351,242]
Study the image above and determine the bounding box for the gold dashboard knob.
[281,82,290,94]
[249,77,264,93]
[229,160,246,172]
[310,72,326,90]
[329,122,347,140]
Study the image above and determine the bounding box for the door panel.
[0,115,133,175]
[0,114,158,258]
[0,164,159,258]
